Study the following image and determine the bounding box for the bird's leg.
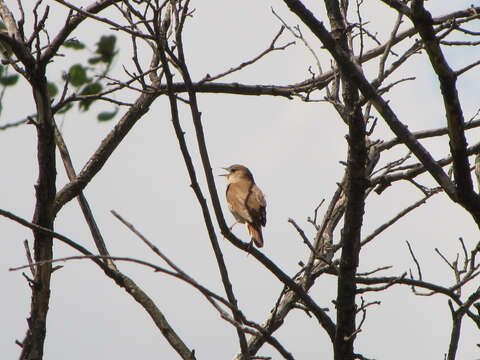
[228,221,238,231]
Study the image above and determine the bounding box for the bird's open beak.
[219,167,229,177]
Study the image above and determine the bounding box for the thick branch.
[410,0,480,220]
[54,90,157,213]
[447,301,463,360]
[282,0,456,200]
[157,8,249,356]
[1,208,196,360]
[323,2,367,359]
[19,58,56,360]
[54,123,114,269]
[0,0,34,68]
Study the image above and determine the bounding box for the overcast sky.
[1,1,480,359]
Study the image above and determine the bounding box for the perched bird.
[220,164,267,247]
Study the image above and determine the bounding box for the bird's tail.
[247,223,263,248]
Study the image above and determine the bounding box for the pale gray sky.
[1,1,480,359]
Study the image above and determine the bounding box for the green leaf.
[88,56,102,65]
[69,64,89,87]
[0,74,19,86]
[81,82,102,95]
[47,82,58,98]
[63,39,86,50]
[92,35,117,64]
[97,108,118,122]
[79,82,103,111]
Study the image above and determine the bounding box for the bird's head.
[220,164,254,184]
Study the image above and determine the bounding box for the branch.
[199,26,295,83]
[0,207,104,267]
[447,300,463,360]
[378,0,411,17]
[322,2,368,358]
[371,142,480,191]
[157,6,249,356]
[1,207,196,359]
[167,4,338,352]
[281,0,457,203]
[379,119,480,151]
[355,273,456,297]
[406,240,423,281]
[54,123,115,269]
[0,1,34,70]
[18,37,57,359]
[356,273,405,294]
[411,1,479,217]
[0,0,22,41]
[110,210,232,309]
[42,0,137,64]
[288,218,318,257]
[456,59,480,77]
[54,90,158,213]
[361,189,441,247]
[128,7,479,101]
[377,12,403,81]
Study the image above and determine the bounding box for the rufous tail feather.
[247,223,263,248]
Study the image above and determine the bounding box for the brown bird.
[220,164,267,247]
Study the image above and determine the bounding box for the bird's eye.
[231,167,237,172]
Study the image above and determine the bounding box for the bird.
[220,164,267,247]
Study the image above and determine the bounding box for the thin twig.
[23,239,36,277]
[362,190,440,247]
[199,26,294,84]
[406,240,422,280]
[288,218,317,255]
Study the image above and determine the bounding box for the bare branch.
[271,8,325,80]
[380,119,480,151]
[1,207,196,359]
[54,90,158,213]
[447,300,463,360]
[51,0,150,39]
[54,122,116,270]
[406,240,423,281]
[364,195,440,242]
[357,266,392,277]
[23,240,36,278]
[282,0,457,202]
[411,1,476,214]
[199,26,295,83]
[377,12,403,80]
[288,218,317,256]
[307,199,325,229]
[371,142,480,191]
[156,10,249,356]
[435,247,456,271]
[456,59,480,77]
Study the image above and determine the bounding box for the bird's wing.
[247,183,267,227]
[226,183,253,223]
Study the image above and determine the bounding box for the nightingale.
[220,164,266,247]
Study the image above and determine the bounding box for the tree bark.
[20,73,56,360]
